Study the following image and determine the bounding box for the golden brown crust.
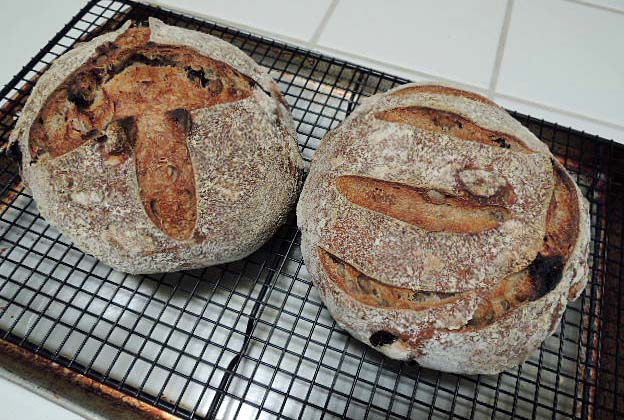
[135,110,196,240]
[543,164,580,259]
[468,270,538,328]
[297,82,589,373]
[318,172,578,328]
[319,248,462,310]
[319,169,581,327]
[441,162,580,328]
[30,28,254,158]
[328,166,580,329]
[28,27,256,240]
[375,106,531,152]
[390,84,499,107]
[11,19,304,274]
[335,175,511,234]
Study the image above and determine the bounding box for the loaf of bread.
[8,19,303,274]
[297,83,589,374]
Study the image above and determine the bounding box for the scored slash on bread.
[9,19,304,274]
[335,175,513,234]
[297,82,590,374]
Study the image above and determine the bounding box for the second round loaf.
[297,83,589,374]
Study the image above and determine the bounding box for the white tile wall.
[496,0,624,132]
[146,0,333,44]
[310,46,436,86]
[317,0,508,89]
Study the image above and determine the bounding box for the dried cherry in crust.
[13,20,304,274]
[28,27,256,240]
[296,82,589,374]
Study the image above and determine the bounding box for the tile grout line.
[487,0,514,99]
[316,44,624,134]
[308,0,340,48]
[564,0,624,15]
[493,92,624,131]
[315,45,488,93]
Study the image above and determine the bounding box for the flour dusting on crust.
[297,82,590,374]
[11,19,303,274]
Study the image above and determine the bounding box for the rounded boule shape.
[296,82,589,375]
[9,19,303,274]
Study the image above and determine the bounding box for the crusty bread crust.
[10,19,303,274]
[297,82,589,374]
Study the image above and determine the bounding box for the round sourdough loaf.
[9,19,303,274]
[297,82,590,374]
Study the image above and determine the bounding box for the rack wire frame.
[0,1,623,419]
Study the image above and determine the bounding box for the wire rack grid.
[0,1,623,419]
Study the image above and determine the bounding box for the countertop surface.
[0,0,622,418]
[0,377,83,420]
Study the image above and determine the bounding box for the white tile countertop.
[0,0,622,418]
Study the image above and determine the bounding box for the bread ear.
[14,20,303,274]
[297,82,589,374]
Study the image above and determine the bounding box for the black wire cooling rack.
[0,1,623,419]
